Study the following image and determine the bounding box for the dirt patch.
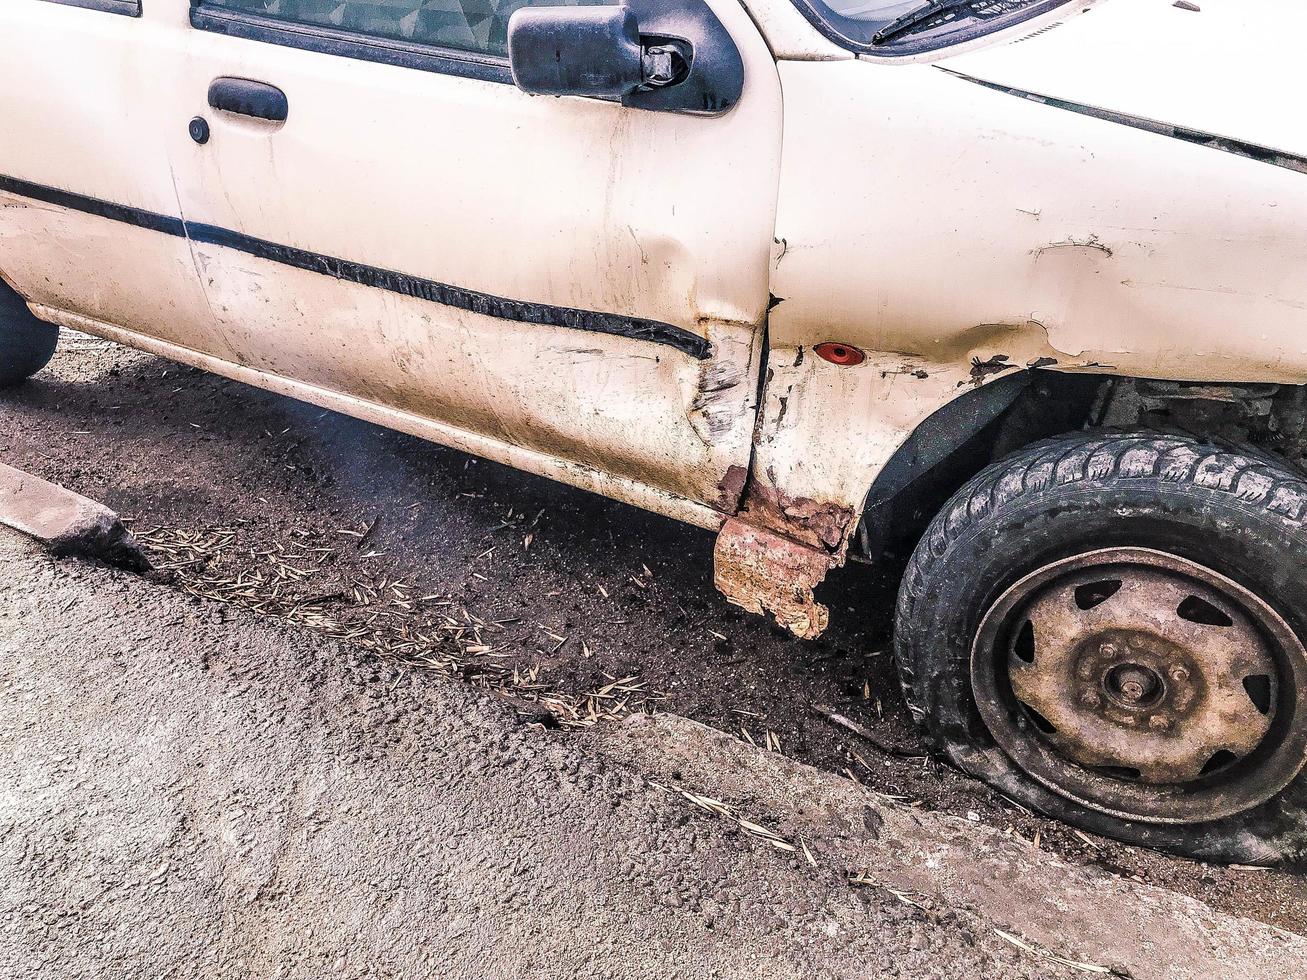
[3,531,1060,979]
[0,334,1302,933]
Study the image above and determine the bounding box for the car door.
[162,0,782,515]
[0,1,231,361]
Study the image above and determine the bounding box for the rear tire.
[0,281,58,388]
[894,430,1307,864]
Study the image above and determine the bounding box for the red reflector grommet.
[814,342,866,366]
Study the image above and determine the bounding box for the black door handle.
[207,77,289,122]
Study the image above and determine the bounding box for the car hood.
[938,0,1307,163]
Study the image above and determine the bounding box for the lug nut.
[1169,665,1190,683]
[1079,691,1101,708]
[1099,642,1119,658]
[1109,665,1159,704]
[1148,715,1172,732]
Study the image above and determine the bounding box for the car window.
[39,0,141,15]
[791,0,1073,55]
[198,0,607,60]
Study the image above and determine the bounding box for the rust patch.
[740,481,855,552]
[716,463,749,513]
[713,519,832,640]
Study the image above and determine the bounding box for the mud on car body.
[3,0,1306,863]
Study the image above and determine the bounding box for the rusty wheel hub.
[971,548,1307,824]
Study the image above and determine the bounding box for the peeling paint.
[970,353,1017,384]
[690,360,747,441]
[741,478,855,552]
[687,320,758,451]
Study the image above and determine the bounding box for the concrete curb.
[597,712,1307,980]
[0,462,148,572]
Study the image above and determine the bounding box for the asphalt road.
[0,331,1303,933]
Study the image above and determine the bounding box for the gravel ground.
[0,531,1039,979]
[0,332,1302,933]
[3,530,1303,980]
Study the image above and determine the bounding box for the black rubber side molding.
[208,77,289,122]
[0,173,711,360]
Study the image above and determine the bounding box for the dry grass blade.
[737,818,784,841]
[811,703,923,759]
[659,784,802,857]
[848,873,927,910]
[992,928,1115,975]
[799,835,817,868]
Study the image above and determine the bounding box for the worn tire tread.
[895,429,1307,737]
[0,281,58,387]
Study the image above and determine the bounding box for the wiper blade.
[872,0,1018,45]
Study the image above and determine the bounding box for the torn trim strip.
[0,173,712,360]
[938,67,1307,177]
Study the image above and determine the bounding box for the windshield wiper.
[871,0,995,45]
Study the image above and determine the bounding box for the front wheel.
[0,280,58,388]
[894,430,1307,864]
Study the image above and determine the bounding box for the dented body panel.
[755,8,1307,562]
[0,0,779,521]
[3,0,1306,637]
[162,0,781,513]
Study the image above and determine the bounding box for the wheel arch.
[714,352,1104,636]
[732,348,1106,561]
[719,346,1307,643]
[854,368,1106,563]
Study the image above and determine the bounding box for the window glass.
[792,0,1071,54]
[39,0,141,15]
[201,0,607,59]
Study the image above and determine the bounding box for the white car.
[3,0,1306,864]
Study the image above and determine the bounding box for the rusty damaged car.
[2,0,1307,863]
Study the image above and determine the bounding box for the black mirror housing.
[506,0,743,116]
[508,6,647,100]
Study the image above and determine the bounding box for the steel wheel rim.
[971,547,1307,824]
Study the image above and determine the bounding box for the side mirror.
[508,5,690,101]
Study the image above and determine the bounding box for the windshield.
[792,0,1073,55]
